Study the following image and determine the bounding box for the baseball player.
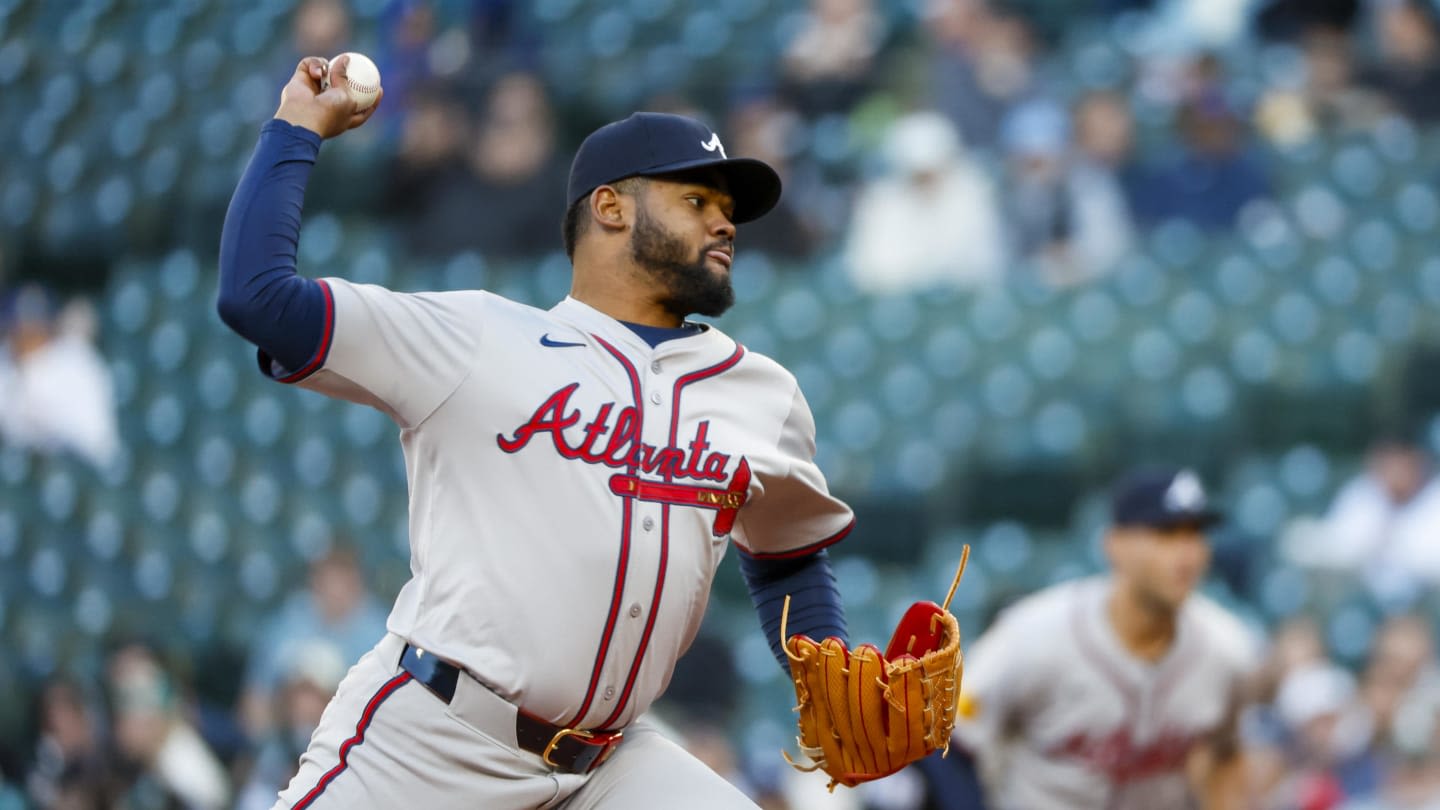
[217,57,860,809]
[935,467,1261,809]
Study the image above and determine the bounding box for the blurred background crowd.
[4,0,1440,807]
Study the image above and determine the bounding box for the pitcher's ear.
[591,185,629,230]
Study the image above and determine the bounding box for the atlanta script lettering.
[496,383,731,482]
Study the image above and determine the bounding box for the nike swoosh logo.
[539,334,585,348]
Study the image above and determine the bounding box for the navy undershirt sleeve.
[738,548,848,671]
[216,119,331,375]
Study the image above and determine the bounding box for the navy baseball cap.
[1110,467,1223,529]
[567,112,782,224]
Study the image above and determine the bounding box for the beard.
[629,204,735,319]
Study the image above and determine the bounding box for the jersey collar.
[550,296,732,360]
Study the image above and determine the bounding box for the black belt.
[399,644,623,774]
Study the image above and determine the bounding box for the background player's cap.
[567,112,782,224]
[1110,466,1223,529]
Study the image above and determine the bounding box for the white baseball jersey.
[952,576,1259,810]
[281,279,853,731]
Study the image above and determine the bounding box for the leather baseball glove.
[781,547,969,791]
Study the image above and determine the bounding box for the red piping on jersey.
[292,671,411,808]
[599,343,746,728]
[599,501,670,730]
[593,336,643,474]
[665,345,746,453]
[568,336,644,728]
[735,518,855,560]
[278,279,335,384]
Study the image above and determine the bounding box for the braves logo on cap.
[700,133,727,159]
[1164,470,1207,512]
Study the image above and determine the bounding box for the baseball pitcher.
[217,56,963,809]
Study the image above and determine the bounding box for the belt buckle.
[541,727,593,769]
[541,727,623,772]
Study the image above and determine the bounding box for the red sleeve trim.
[733,518,854,560]
[277,279,336,384]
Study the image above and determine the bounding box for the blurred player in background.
[935,466,1260,809]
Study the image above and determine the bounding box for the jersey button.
[603,686,616,700]
[629,603,642,618]
[649,391,662,405]
[650,360,662,373]
[642,516,655,531]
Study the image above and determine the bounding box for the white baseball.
[328,52,381,111]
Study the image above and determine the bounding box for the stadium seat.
[1331,142,1386,201]
[1349,217,1401,275]
[1025,326,1078,381]
[922,323,977,382]
[969,288,1022,346]
[1066,287,1122,344]
[1392,181,1440,235]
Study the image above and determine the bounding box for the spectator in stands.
[236,546,388,739]
[1071,90,1139,272]
[384,82,471,226]
[844,111,1006,293]
[291,0,351,63]
[779,0,884,118]
[1360,615,1437,752]
[466,70,565,255]
[1359,1,1440,124]
[389,70,565,259]
[925,0,1042,152]
[1000,100,1073,270]
[375,1,534,128]
[1241,617,1330,802]
[722,97,827,261]
[1309,439,1428,565]
[234,641,347,810]
[371,0,440,135]
[1074,87,1139,182]
[0,285,120,469]
[921,0,1048,152]
[108,642,231,810]
[1265,663,1382,807]
[1342,675,1440,809]
[1383,463,1440,589]
[1255,24,1391,147]
[999,97,1135,285]
[1130,63,1271,230]
[24,678,115,809]
[1284,439,1434,605]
